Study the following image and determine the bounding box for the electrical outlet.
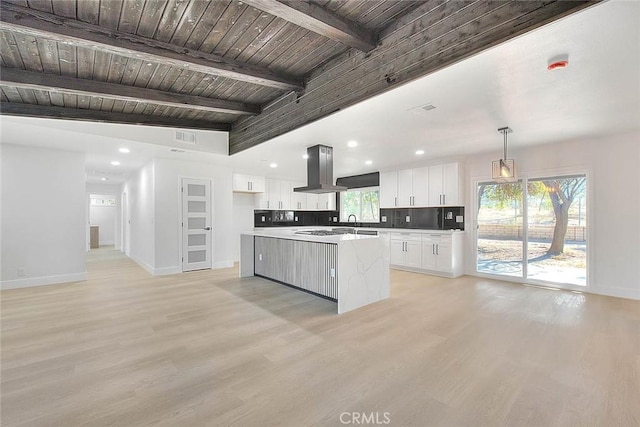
[330,268,335,278]
[405,216,411,222]
[333,217,338,222]
[261,216,265,222]
[294,216,298,222]
[456,215,464,223]
[259,254,263,261]
[17,267,26,277]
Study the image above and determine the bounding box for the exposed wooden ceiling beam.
[242,0,377,52]
[0,2,304,92]
[0,67,261,116]
[0,102,231,131]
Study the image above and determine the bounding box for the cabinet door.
[279,181,292,210]
[267,179,280,209]
[405,241,422,267]
[317,193,336,210]
[412,167,429,206]
[435,242,453,273]
[390,240,405,265]
[379,171,398,208]
[397,169,413,207]
[251,176,266,193]
[442,162,459,206]
[256,191,269,209]
[232,174,249,192]
[421,242,437,270]
[306,193,319,210]
[428,164,444,206]
[292,190,307,210]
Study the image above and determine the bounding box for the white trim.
[212,261,234,269]
[129,254,154,275]
[153,266,181,276]
[1,272,87,290]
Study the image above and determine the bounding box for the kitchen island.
[240,229,390,314]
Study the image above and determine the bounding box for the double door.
[390,233,422,268]
[422,235,452,273]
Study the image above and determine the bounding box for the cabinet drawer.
[390,232,423,242]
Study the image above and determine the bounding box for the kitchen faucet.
[348,214,357,223]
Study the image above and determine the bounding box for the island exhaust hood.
[294,145,347,194]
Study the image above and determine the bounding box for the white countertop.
[252,226,466,235]
[245,229,380,244]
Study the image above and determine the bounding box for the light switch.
[330,268,335,278]
[259,254,263,261]
[405,216,411,222]
[381,216,387,223]
[333,217,338,222]
[294,216,298,222]
[456,215,464,223]
[261,216,265,222]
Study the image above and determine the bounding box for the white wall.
[232,193,257,261]
[122,161,155,273]
[153,157,234,274]
[89,204,116,245]
[463,130,640,300]
[1,144,86,289]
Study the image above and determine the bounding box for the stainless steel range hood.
[294,145,347,194]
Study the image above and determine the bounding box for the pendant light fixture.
[492,127,517,182]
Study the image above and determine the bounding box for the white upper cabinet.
[291,183,307,210]
[429,162,460,206]
[381,162,460,208]
[232,174,265,193]
[317,192,336,210]
[380,171,398,208]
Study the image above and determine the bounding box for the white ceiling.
[1,0,638,185]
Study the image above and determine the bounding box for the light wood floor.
[2,248,639,426]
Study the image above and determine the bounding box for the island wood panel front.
[254,236,337,300]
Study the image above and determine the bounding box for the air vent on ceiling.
[175,130,196,144]
[170,148,186,153]
[408,103,436,115]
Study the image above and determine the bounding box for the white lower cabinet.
[389,233,422,268]
[390,231,464,278]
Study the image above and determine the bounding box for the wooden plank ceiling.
[0,0,599,153]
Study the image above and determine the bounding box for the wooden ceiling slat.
[51,0,76,19]
[0,31,26,69]
[76,0,98,24]
[186,74,219,97]
[62,93,76,108]
[155,67,184,91]
[120,57,144,86]
[98,0,123,31]
[132,61,159,87]
[169,0,212,47]
[92,50,112,81]
[132,101,147,115]
[100,97,115,112]
[136,1,169,38]
[110,99,126,112]
[77,94,90,109]
[198,2,247,54]
[0,102,232,130]
[168,69,199,94]
[89,96,104,111]
[144,64,175,90]
[76,46,95,79]
[0,53,7,66]
[32,88,50,104]
[3,0,28,6]
[49,90,64,106]
[2,85,24,102]
[363,1,419,29]
[106,53,127,83]
[35,38,60,74]
[250,25,309,68]
[183,1,229,50]
[25,0,52,13]
[15,87,37,104]
[57,42,77,76]
[223,10,276,60]
[118,0,145,34]
[121,100,137,114]
[214,6,263,57]
[338,0,385,21]
[284,39,345,75]
[175,72,209,95]
[232,17,288,63]
[0,87,9,102]
[13,33,43,72]
[266,31,331,73]
[155,0,192,43]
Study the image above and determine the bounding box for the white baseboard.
[129,254,154,275]
[1,272,87,290]
[213,260,234,269]
[153,266,181,276]
[99,241,115,246]
[590,285,640,300]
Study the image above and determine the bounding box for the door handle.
[394,196,397,207]
[432,244,435,255]
[436,244,439,255]
[204,227,211,231]
[442,194,445,205]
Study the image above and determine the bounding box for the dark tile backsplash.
[254,207,464,230]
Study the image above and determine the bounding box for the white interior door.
[182,178,212,272]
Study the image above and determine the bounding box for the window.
[90,194,116,206]
[340,187,379,223]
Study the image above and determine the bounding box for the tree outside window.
[340,187,379,222]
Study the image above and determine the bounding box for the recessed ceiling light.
[270,163,278,168]
[118,147,130,153]
[347,140,358,148]
[302,154,309,159]
[365,160,373,165]
[101,177,109,181]
[416,150,425,155]
[110,161,120,166]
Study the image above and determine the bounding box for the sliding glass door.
[477,181,524,278]
[476,174,587,287]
